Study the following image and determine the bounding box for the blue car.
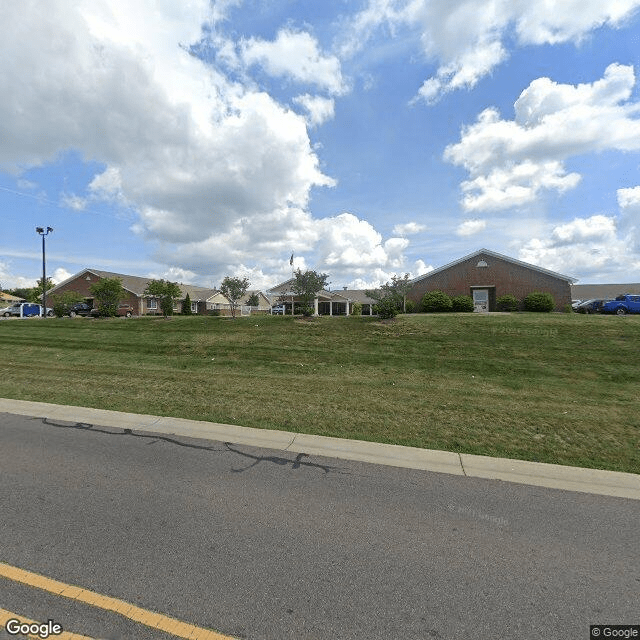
[600,294,640,315]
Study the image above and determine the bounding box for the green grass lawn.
[1,312,638,473]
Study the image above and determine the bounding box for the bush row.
[403,291,556,313]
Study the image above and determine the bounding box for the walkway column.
[314,297,318,316]
[345,300,350,316]
[329,301,333,316]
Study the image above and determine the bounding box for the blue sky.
[2,0,640,291]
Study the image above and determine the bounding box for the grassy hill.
[1,312,638,473]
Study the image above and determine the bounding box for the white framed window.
[191,302,198,313]
[147,298,158,310]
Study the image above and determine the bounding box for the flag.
[289,253,294,266]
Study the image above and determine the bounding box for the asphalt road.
[0,412,638,640]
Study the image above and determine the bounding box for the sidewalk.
[1,398,638,500]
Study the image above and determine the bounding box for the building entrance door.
[473,289,489,312]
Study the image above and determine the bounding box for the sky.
[2,0,640,292]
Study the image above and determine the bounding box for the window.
[191,302,198,313]
[476,260,488,267]
[147,299,157,310]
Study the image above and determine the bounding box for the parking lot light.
[36,226,53,318]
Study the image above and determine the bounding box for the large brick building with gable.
[408,249,576,312]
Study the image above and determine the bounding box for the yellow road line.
[0,562,235,640]
[0,607,93,639]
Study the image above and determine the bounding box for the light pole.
[36,226,53,318]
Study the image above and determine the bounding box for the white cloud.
[52,267,73,284]
[456,219,487,236]
[518,213,640,281]
[551,215,616,244]
[392,222,426,235]
[0,2,423,289]
[342,0,640,102]
[241,28,345,95]
[293,94,335,127]
[444,64,640,211]
[61,194,89,211]
[156,209,421,289]
[0,1,338,245]
[0,260,37,290]
[617,185,640,209]
[617,185,640,250]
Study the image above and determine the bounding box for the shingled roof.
[49,268,217,300]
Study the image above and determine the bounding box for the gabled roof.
[267,280,376,303]
[48,268,219,300]
[411,248,577,284]
[0,292,25,303]
[239,290,271,305]
[267,279,295,295]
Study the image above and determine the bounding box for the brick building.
[408,249,575,312]
[47,268,229,316]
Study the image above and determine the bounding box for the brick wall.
[51,273,141,315]
[408,252,572,311]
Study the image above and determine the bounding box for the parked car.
[574,299,611,314]
[600,294,640,315]
[271,304,286,315]
[89,303,135,318]
[67,302,94,317]
[1,302,53,317]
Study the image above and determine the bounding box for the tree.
[7,287,39,302]
[90,278,125,317]
[291,269,329,316]
[220,276,250,319]
[246,292,260,307]
[143,279,182,318]
[182,292,193,315]
[49,290,84,317]
[33,277,55,303]
[366,273,412,318]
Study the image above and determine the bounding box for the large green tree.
[291,269,329,316]
[143,279,182,318]
[220,276,250,319]
[90,278,125,317]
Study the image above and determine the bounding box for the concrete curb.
[1,398,638,500]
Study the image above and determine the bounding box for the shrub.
[523,292,555,312]
[351,301,362,316]
[49,290,84,317]
[421,290,453,313]
[563,303,574,314]
[404,300,416,313]
[182,292,193,315]
[496,294,519,312]
[451,295,474,312]
[375,297,398,319]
